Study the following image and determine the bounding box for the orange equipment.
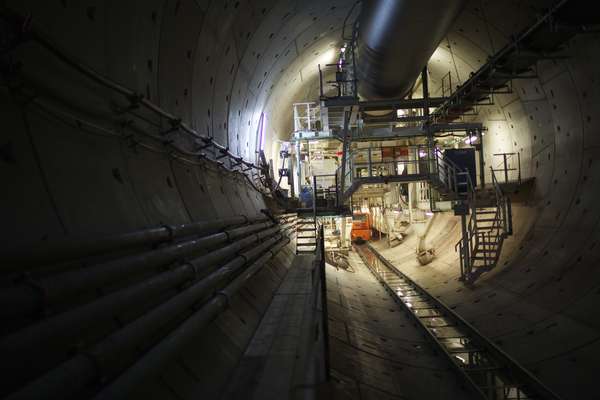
[351,213,372,243]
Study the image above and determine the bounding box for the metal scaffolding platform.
[433,0,594,123]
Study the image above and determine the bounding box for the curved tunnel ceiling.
[1,0,599,398]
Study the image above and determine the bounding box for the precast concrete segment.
[0,0,599,399]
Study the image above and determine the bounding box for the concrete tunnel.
[0,0,599,399]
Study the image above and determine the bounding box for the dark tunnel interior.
[1,1,600,399]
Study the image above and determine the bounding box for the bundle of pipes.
[0,216,294,399]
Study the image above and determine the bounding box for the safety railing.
[432,148,473,200]
[319,12,359,101]
[312,174,339,210]
[315,224,331,381]
[492,152,522,184]
[318,61,358,100]
[431,149,484,280]
[430,0,571,125]
[352,159,430,178]
[337,146,434,201]
[293,102,322,132]
[440,70,454,98]
[453,165,513,281]
[490,167,513,237]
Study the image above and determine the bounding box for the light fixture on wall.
[463,135,477,144]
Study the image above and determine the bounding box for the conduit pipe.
[1,215,266,271]
[0,220,274,318]
[94,238,290,400]
[6,234,289,400]
[356,0,466,99]
[0,226,282,379]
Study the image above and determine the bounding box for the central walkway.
[326,250,474,400]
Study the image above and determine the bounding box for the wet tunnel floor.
[326,250,477,400]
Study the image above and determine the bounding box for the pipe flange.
[180,260,200,282]
[215,291,230,307]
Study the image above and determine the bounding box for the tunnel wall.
[2,0,599,398]
[375,29,600,399]
[0,1,307,397]
[0,0,353,247]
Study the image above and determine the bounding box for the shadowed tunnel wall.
[1,0,599,399]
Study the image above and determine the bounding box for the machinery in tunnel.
[1,0,600,399]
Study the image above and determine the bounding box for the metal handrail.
[315,224,330,380]
[430,0,569,123]
[459,167,512,279]
[490,167,512,236]
[433,149,476,201]
[492,152,522,184]
[433,148,481,280]
[436,152,513,279]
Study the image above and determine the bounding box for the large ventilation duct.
[356,0,466,99]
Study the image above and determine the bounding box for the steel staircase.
[296,215,318,254]
[470,207,502,267]
[431,149,512,281]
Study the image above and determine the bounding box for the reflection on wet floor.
[326,249,474,400]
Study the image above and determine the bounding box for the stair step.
[477,241,499,246]
[475,249,498,253]
[472,256,496,261]
[477,218,500,222]
[476,210,497,215]
[297,228,316,232]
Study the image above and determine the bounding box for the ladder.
[295,216,317,254]
[470,206,504,268]
[431,149,512,281]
